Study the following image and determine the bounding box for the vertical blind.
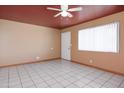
[78,22,119,53]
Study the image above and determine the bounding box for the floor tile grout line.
[24,64,50,87]
[100,74,115,88]
[47,62,97,88]
[16,66,23,88]
[73,71,106,88]
[8,67,9,88]
[0,59,124,88]
[47,73,68,87]
[73,69,97,79]
[34,62,84,88]
[65,68,98,87]
[42,72,64,87]
[23,62,122,88]
[118,79,124,88]
[30,61,103,88]
[84,72,107,88]
[29,64,56,88]
[23,65,38,88]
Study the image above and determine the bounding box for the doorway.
[61,32,71,60]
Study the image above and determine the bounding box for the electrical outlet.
[36,56,40,60]
[89,59,93,63]
[50,48,54,50]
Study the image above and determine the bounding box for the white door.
[61,32,71,60]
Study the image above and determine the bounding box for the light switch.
[51,48,54,50]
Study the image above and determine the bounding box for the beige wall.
[61,11,124,74]
[0,19,60,66]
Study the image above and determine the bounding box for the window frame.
[78,21,120,53]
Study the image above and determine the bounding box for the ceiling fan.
[47,5,82,18]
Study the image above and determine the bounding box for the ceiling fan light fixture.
[47,5,83,18]
[61,11,68,17]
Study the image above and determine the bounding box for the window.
[78,22,119,53]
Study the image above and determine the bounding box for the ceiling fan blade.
[47,7,61,11]
[68,7,82,12]
[54,12,62,17]
[67,12,73,18]
[61,5,68,11]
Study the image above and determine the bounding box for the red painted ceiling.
[0,5,124,29]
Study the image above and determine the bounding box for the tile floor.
[0,59,124,88]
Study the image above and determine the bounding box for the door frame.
[61,31,71,60]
